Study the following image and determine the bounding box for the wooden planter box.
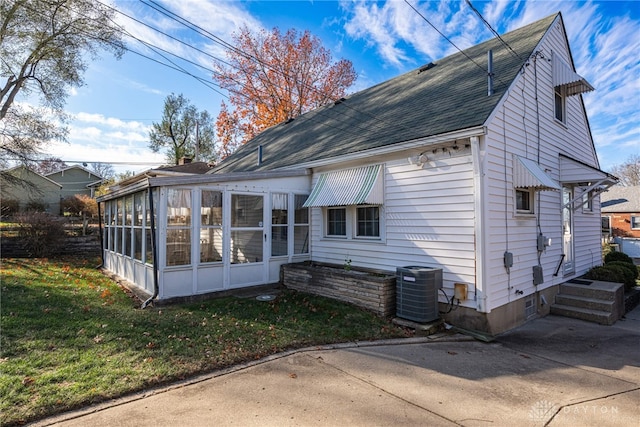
[281,261,396,317]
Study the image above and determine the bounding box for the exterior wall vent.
[525,296,536,319]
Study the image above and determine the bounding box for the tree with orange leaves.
[213,26,357,148]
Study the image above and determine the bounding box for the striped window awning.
[303,164,384,207]
[514,156,560,191]
[553,52,594,97]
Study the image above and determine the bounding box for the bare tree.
[609,154,640,187]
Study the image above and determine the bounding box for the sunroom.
[97,170,311,305]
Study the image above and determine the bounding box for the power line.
[403,0,515,90]
[465,0,523,60]
[138,0,416,139]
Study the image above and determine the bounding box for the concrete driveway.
[34,305,640,427]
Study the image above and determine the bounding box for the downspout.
[96,201,104,269]
[471,136,489,313]
[141,187,159,309]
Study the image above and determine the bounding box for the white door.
[562,186,575,275]
[228,193,266,288]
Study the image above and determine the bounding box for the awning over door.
[303,164,384,207]
[514,156,561,191]
[559,154,619,210]
[553,52,594,97]
[559,154,617,185]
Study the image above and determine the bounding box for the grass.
[0,257,411,426]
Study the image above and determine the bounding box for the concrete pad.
[44,352,455,427]
[315,341,638,427]
[34,306,640,427]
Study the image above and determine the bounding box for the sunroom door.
[228,193,266,288]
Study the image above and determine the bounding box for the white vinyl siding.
[481,19,603,311]
[309,154,476,303]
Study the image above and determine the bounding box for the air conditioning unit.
[396,266,443,323]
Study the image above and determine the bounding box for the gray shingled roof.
[601,186,640,212]
[212,14,557,174]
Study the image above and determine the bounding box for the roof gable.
[45,165,103,180]
[2,165,63,188]
[213,13,558,174]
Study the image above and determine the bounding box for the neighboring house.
[45,165,103,198]
[601,186,640,239]
[97,13,617,335]
[1,166,62,214]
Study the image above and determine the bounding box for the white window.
[516,189,534,214]
[294,195,309,254]
[582,189,594,213]
[554,85,566,123]
[324,205,382,240]
[166,189,192,266]
[632,216,640,230]
[356,206,380,238]
[200,190,223,263]
[271,193,288,257]
[601,216,611,233]
[326,207,346,237]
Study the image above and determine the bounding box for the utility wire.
[465,0,523,60]
[139,0,414,136]
[404,0,517,90]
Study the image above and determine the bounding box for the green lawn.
[0,257,411,426]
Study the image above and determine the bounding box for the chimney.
[179,157,192,165]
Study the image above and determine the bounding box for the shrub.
[606,261,639,281]
[25,200,48,212]
[15,211,66,257]
[584,265,625,285]
[585,264,636,292]
[61,194,98,217]
[604,251,634,265]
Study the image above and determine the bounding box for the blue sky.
[43,0,639,175]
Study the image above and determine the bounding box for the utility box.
[396,266,443,323]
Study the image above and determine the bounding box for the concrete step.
[550,303,615,325]
[559,281,622,301]
[554,294,616,313]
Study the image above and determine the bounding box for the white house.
[97,13,617,335]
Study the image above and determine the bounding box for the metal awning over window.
[553,52,594,97]
[559,154,619,210]
[514,156,561,191]
[303,164,384,207]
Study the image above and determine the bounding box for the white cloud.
[74,112,150,133]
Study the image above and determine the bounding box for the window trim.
[515,188,535,215]
[322,205,384,241]
[582,189,594,214]
[554,85,566,125]
[325,206,347,238]
[355,205,380,239]
[631,216,640,230]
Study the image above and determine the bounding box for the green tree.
[148,93,216,166]
[0,0,124,181]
